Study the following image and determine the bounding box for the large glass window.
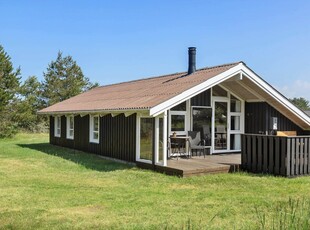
[192,107,212,146]
[54,116,61,137]
[89,115,99,143]
[66,116,74,139]
[158,118,163,162]
[140,118,153,161]
[214,101,228,150]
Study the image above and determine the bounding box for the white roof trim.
[150,62,310,128]
[150,63,244,116]
[239,63,310,127]
[38,109,148,116]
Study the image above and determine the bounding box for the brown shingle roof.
[38,62,241,114]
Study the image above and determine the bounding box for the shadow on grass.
[18,143,133,172]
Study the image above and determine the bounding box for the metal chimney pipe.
[188,47,196,74]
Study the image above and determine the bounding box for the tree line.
[0,45,98,138]
[1,44,310,138]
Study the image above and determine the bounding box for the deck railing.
[241,134,310,177]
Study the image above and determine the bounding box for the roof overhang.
[38,109,149,117]
[150,63,244,116]
[150,63,310,130]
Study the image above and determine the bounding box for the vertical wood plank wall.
[50,114,136,162]
[242,134,310,177]
[245,102,305,135]
[191,89,211,106]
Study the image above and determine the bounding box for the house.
[38,47,310,176]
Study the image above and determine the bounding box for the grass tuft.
[253,198,310,230]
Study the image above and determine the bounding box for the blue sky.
[1,0,310,99]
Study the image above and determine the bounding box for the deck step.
[182,164,240,177]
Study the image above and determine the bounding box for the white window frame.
[66,116,74,140]
[136,115,153,164]
[169,111,187,135]
[54,116,61,137]
[89,115,99,144]
[211,85,245,153]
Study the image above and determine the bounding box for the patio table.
[169,136,191,159]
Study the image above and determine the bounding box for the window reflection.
[140,118,153,161]
[231,95,241,112]
[171,115,185,132]
[192,107,212,146]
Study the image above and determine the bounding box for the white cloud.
[276,80,310,100]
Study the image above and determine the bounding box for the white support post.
[135,114,140,162]
[163,111,168,166]
[186,99,191,132]
[155,117,159,164]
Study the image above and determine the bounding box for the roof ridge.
[97,71,186,89]
[97,61,243,89]
[196,61,243,72]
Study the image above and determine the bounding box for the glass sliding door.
[140,118,153,161]
[192,107,212,146]
[214,101,228,150]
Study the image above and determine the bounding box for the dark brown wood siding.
[50,116,74,148]
[49,113,136,162]
[242,134,310,177]
[191,89,211,106]
[245,102,305,135]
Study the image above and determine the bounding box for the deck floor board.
[165,153,241,177]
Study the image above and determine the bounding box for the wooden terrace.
[137,153,241,177]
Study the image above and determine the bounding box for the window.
[171,114,185,131]
[89,115,99,143]
[212,85,227,97]
[171,101,186,111]
[192,107,212,146]
[140,118,153,161]
[170,111,187,134]
[54,116,61,137]
[66,116,74,139]
[169,101,188,135]
[231,95,241,112]
[229,94,243,151]
[230,116,241,131]
[230,134,241,150]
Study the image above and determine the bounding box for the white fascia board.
[149,63,244,117]
[240,64,310,127]
[38,109,149,116]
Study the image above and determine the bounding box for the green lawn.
[1,133,310,229]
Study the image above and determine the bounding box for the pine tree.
[0,45,21,138]
[13,76,47,132]
[41,51,98,106]
[289,97,310,111]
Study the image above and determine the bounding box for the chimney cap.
[188,47,196,75]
